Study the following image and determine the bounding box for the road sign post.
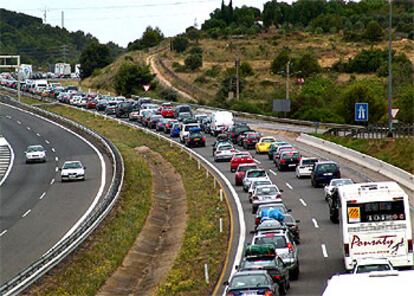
[355,103,369,122]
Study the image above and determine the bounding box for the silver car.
[25,145,46,163]
[251,185,283,213]
[243,169,269,192]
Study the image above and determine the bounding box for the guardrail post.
[220,189,223,202]
[219,218,223,233]
[198,160,201,170]
[206,168,209,179]
[204,264,209,284]
[213,178,217,189]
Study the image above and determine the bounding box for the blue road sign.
[355,103,368,122]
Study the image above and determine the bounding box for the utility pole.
[387,0,393,137]
[62,45,68,63]
[43,7,47,23]
[285,60,290,102]
[235,58,240,100]
[61,11,64,29]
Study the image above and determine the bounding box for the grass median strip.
[29,104,229,295]
[316,134,414,174]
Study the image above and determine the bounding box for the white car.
[25,145,46,163]
[296,157,318,178]
[324,178,354,200]
[60,161,86,182]
[248,179,273,197]
[352,258,393,274]
[179,123,200,143]
[251,185,283,213]
[242,169,269,192]
[214,143,237,162]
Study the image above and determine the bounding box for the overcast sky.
[1,0,296,47]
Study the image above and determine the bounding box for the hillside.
[0,9,124,69]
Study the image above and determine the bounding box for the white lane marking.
[45,140,50,144]
[17,120,21,124]
[0,229,7,237]
[254,159,261,164]
[286,182,293,190]
[51,148,56,153]
[6,115,11,119]
[36,133,41,137]
[39,192,46,200]
[55,166,59,172]
[55,156,58,162]
[22,209,31,218]
[0,138,15,187]
[312,218,319,228]
[50,178,55,185]
[299,198,307,207]
[269,169,277,176]
[321,244,329,258]
[26,126,31,130]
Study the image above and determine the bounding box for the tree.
[364,20,383,42]
[171,35,189,53]
[295,52,321,77]
[127,26,164,51]
[114,62,155,96]
[79,42,113,78]
[185,26,201,43]
[395,84,414,124]
[339,78,387,124]
[271,47,290,74]
[184,54,203,71]
[240,62,254,77]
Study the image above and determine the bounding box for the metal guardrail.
[0,97,124,296]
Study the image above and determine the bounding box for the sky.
[0,0,294,47]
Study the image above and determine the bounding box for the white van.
[210,111,233,136]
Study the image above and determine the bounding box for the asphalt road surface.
[0,104,112,285]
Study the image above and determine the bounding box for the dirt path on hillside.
[97,146,187,296]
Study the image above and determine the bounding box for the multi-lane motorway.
[0,104,112,285]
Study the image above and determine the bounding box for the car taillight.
[273,275,281,281]
[408,239,413,253]
[287,242,293,251]
[264,290,274,296]
[276,193,281,199]
[202,137,206,142]
[344,244,350,256]
[255,217,260,225]
[280,159,286,164]
[253,196,258,200]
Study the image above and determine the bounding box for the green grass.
[317,135,414,174]
[31,104,229,296]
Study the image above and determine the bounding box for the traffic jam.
[2,80,413,295]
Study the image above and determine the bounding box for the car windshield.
[219,145,233,150]
[63,162,82,169]
[332,179,353,186]
[282,152,300,159]
[255,235,287,248]
[247,134,257,138]
[235,153,250,159]
[238,165,257,172]
[356,264,391,273]
[317,163,338,173]
[185,125,199,131]
[259,205,287,214]
[257,187,278,195]
[302,159,317,166]
[247,171,266,178]
[172,123,179,129]
[230,275,269,288]
[27,146,44,152]
[190,133,202,138]
[262,138,275,143]
[283,215,295,224]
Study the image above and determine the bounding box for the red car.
[242,132,261,149]
[230,152,254,173]
[86,99,97,109]
[235,163,258,186]
[160,104,174,118]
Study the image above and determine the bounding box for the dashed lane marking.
[0,230,7,237]
[55,156,58,162]
[312,218,319,228]
[17,120,21,124]
[6,115,11,119]
[286,182,293,190]
[22,209,31,218]
[26,127,31,130]
[299,198,307,207]
[321,244,329,258]
[55,167,59,172]
[254,159,261,164]
[51,148,56,153]
[39,192,46,200]
[45,140,50,144]
[36,133,41,137]
[50,178,55,185]
[269,169,277,176]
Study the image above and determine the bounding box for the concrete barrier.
[297,133,414,192]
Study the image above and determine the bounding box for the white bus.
[337,181,413,270]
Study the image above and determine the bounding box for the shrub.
[189,46,203,56]
[240,62,254,77]
[184,54,203,71]
[271,47,290,74]
[364,20,384,42]
[114,62,155,96]
[171,36,189,53]
[160,88,178,102]
[395,84,414,124]
[204,65,221,77]
[194,75,209,84]
[294,108,345,123]
[295,52,321,77]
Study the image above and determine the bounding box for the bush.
[184,54,203,71]
[204,65,221,77]
[240,62,254,77]
[271,47,290,74]
[294,108,345,123]
[189,46,203,56]
[171,36,189,53]
[364,20,383,42]
[395,84,414,124]
[160,88,178,101]
[79,42,113,79]
[114,62,155,96]
[295,52,321,77]
[230,100,262,114]
[172,62,186,72]
[194,75,209,84]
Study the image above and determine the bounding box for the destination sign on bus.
[347,200,405,224]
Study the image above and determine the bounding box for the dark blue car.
[170,123,181,138]
[311,161,340,187]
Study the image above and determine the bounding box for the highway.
[100,110,413,296]
[0,104,112,285]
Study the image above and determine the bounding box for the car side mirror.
[280,189,284,192]
[287,209,292,213]
[84,167,87,170]
[223,281,229,286]
[296,219,300,223]
[249,230,256,234]
[58,168,62,171]
[235,265,239,270]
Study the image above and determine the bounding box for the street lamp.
[387,0,393,137]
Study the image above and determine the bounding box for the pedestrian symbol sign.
[355,103,368,122]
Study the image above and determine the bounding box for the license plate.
[324,173,333,176]
[69,175,76,179]
[194,139,199,141]
[289,164,296,167]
